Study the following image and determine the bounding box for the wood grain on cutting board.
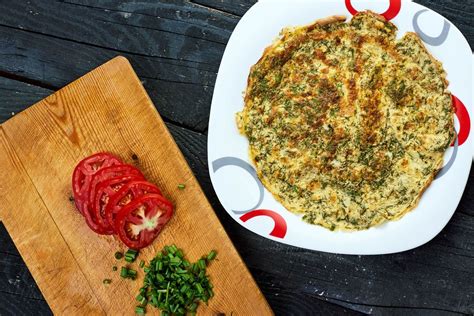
[0,56,272,315]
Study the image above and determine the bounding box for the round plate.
[208,0,472,254]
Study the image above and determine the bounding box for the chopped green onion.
[135,306,145,314]
[114,251,123,260]
[198,259,206,270]
[135,245,216,315]
[103,279,112,285]
[125,249,139,263]
[120,267,129,278]
[207,250,217,261]
[120,266,137,280]
[112,266,118,271]
[177,184,185,190]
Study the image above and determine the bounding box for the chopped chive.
[103,279,112,285]
[207,250,217,261]
[177,184,185,190]
[188,302,198,312]
[198,259,206,270]
[175,249,184,259]
[195,283,204,294]
[135,245,216,315]
[114,251,123,260]
[120,267,129,278]
[135,306,145,314]
[112,266,118,271]
[125,249,139,262]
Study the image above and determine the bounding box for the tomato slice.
[81,200,115,235]
[72,153,122,215]
[93,175,145,231]
[87,164,144,231]
[105,180,162,230]
[115,194,173,249]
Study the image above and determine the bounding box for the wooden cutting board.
[0,57,272,315]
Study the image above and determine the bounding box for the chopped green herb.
[125,249,139,263]
[207,250,217,261]
[136,245,217,315]
[120,266,137,280]
[120,267,129,278]
[177,183,185,190]
[112,266,118,271]
[103,279,112,285]
[139,260,145,268]
[114,251,123,260]
[135,306,146,314]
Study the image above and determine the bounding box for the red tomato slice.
[105,180,162,230]
[81,200,115,235]
[72,153,122,215]
[87,164,144,231]
[93,175,145,231]
[115,194,173,249]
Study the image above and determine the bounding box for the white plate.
[208,0,473,254]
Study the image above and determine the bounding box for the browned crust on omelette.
[237,11,455,231]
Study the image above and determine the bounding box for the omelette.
[236,11,455,231]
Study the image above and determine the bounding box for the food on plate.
[72,152,173,248]
[236,11,455,230]
[135,244,217,315]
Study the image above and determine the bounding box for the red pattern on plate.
[452,95,470,146]
[240,209,287,238]
[345,0,401,21]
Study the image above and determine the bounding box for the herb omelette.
[236,11,455,230]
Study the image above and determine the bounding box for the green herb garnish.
[103,279,112,285]
[125,249,139,263]
[120,266,137,280]
[135,245,217,314]
[114,251,123,260]
[177,184,185,190]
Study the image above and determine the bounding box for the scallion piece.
[120,267,129,278]
[103,279,112,285]
[135,245,216,315]
[135,306,145,314]
[125,249,139,263]
[177,184,185,190]
[197,259,206,270]
[207,250,217,261]
[114,251,123,260]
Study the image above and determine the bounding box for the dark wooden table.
[0,1,473,315]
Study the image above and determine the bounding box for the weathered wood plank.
[0,1,236,64]
[0,224,46,301]
[0,77,51,123]
[0,290,51,316]
[0,25,216,132]
[187,0,254,17]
